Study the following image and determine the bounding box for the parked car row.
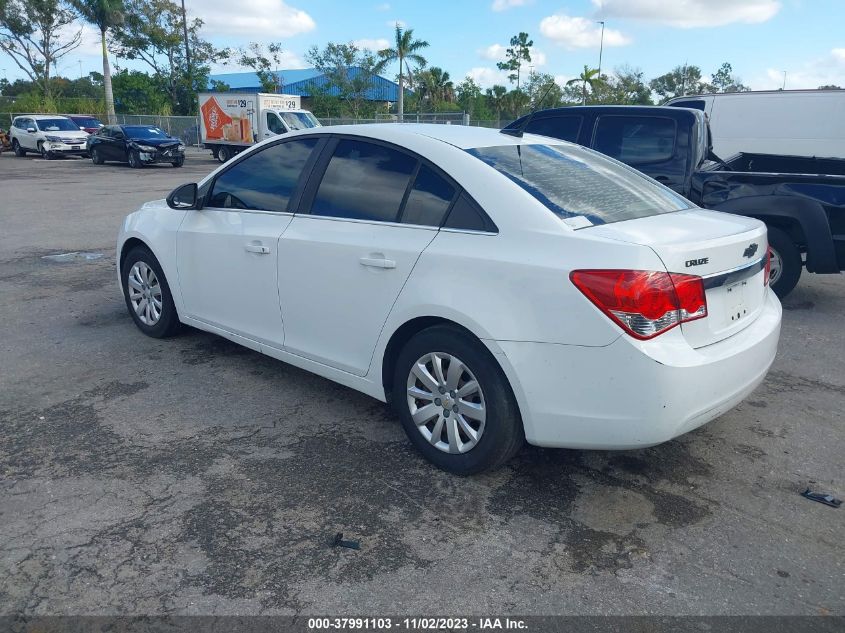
[8,114,186,168]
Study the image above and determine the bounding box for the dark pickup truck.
[505,106,845,297]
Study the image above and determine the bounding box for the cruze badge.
[743,243,759,258]
[685,258,709,268]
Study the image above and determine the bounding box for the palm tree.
[70,0,124,123]
[485,85,507,125]
[429,67,454,104]
[567,65,601,105]
[376,24,429,120]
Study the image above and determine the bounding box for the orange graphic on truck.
[201,96,232,140]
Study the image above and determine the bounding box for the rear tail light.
[570,269,708,340]
[764,247,772,286]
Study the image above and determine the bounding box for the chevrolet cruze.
[117,124,782,474]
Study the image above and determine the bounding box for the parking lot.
[0,149,843,616]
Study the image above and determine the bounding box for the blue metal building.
[208,68,401,102]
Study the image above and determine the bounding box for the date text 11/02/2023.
[307,617,528,630]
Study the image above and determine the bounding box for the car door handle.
[244,243,271,254]
[359,256,396,269]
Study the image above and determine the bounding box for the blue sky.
[4,0,844,91]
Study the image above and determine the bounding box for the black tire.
[392,325,523,475]
[39,142,53,160]
[91,147,104,164]
[172,156,185,167]
[128,150,143,168]
[12,139,26,157]
[218,145,233,163]
[767,226,802,298]
[121,245,182,338]
[210,146,220,161]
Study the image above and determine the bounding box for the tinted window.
[73,117,103,128]
[466,143,692,227]
[311,139,417,222]
[526,116,582,142]
[670,100,705,111]
[209,138,318,212]
[593,116,676,164]
[444,194,491,232]
[122,126,169,139]
[267,112,285,134]
[401,165,456,226]
[36,118,79,131]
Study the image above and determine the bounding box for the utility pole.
[597,21,605,78]
[180,0,191,80]
[78,59,83,80]
[781,70,787,90]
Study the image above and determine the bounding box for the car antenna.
[500,80,557,138]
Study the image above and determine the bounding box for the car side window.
[400,164,456,227]
[208,137,319,212]
[267,112,285,134]
[525,116,582,142]
[593,116,677,165]
[443,193,495,232]
[310,139,417,222]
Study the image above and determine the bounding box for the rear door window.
[310,139,417,222]
[593,116,677,165]
[400,164,456,227]
[525,116,582,142]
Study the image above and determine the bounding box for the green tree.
[112,0,225,114]
[485,84,507,124]
[376,23,429,120]
[710,62,749,93]
[496,32,533,90]
[236,41,283,92]
[567,65,601,105]
[523,72,562,110]
[818,84,842,90]
[111,68,170,113]
[0,0,81,99]
[649,64,706,101]
[415,66,454,111]
[70,0,123,122]
[593,65,652,105]
[306,41,382,118]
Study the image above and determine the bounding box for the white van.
[666,90,845,159]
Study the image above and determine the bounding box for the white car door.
[176,137,321,349]
[277,138,457,376]
[20,118,37,150]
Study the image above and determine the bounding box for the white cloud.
[375,2,391,11]
[554,74,574,88]
[540,14,631,49]
[465,66,510,88]
[752,48,845,90]
[198,0,315,38]
[353,38,390,52]
[491,0,532,11]
[591,0,781,28]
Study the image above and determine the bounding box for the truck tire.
[767,226,802,298]
[218,145,233,163]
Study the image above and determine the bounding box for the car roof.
[28,114,73,120]
[306,123,556,150]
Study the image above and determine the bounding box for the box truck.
[666,89,845,159]
[199,92,321,162]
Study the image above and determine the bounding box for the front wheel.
[12,139,26,157]
[39,142,53,160]
[767,226,802,298]
[392,325,523,474]
[172,156,185,167]
[91,147,104,164]
[127,150,143,168]
[121,246,181,338]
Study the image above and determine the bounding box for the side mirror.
[167,182,199,209]
[27,127,36,133]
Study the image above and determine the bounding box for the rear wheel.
[392,325,523,474]
[91,147,104,164]
[121,246,181,338]
[767,226,801,298]
[218,145,233,163]
[12,139,25,157]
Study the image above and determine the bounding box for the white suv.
[10,115,90,159]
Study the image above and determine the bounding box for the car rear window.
[466,143,692,227]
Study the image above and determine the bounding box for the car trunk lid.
[582,209,769,348]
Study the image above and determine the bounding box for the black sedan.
[87,125,185,168]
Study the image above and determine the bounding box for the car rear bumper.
[494,288,782,449]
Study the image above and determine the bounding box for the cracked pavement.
[0,150,843,616]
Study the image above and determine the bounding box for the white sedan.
[117,124,782,474]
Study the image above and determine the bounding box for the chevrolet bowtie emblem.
[743,243,759,258]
